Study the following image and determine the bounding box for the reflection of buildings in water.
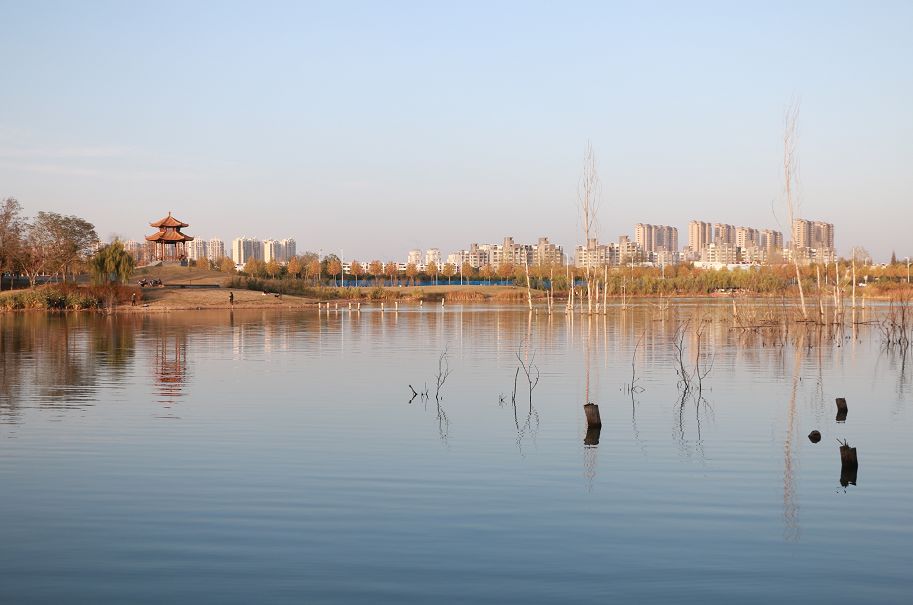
[153,330,189,403]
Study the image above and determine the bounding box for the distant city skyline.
[2,2,910,261]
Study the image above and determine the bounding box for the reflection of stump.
[835,397,848,422]
[808,430,821,443]
[584,426,601,446]
[583,403,601,428]
[839,442,858,487]
[840,464,858,487]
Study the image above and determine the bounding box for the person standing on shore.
[229,291,234,307]
[131,293,136,307]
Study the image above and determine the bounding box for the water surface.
[1,302,911,603]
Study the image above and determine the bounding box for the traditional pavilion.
[145,212,194,262]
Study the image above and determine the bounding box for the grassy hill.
[134,264,226,286]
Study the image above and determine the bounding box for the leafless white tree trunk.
[783,101,808,320]
[578,141,600,315]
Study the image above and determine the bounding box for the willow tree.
[90,240,135,284]
[783,102,808,320]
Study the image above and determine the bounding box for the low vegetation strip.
[0,284,140,311]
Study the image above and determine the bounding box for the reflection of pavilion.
[153,331,189,402]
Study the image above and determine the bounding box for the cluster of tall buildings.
[230,237,297,265]
[439,237,566,270]
[791,219,835,262]
[685,221,786,265]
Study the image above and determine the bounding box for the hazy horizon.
[2,1,911,261]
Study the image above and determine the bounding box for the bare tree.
[578,141,600,314]
[783,101,808,320]
[0,197,24,290]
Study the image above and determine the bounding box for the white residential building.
[208,238,225,261]
[187,239,208,262]
[232,237,263,265]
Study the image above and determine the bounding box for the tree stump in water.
[584,426,601,446]
[835,397,848,422]
[583,403,601,429]
[839,440,859,487]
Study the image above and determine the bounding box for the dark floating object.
[839,440,859,487]
[808,430,822,443]
[583,403,602,429]
[584,426,601,446]
[836,397,848,422]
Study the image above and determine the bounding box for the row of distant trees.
[211,251,570,287]
[209,247,913,295]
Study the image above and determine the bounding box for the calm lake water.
[1,301,911,604]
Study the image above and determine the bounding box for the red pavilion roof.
[145,230,194,242]
[149,212,190,228]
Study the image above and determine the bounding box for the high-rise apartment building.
[758,230,783,252]
[263,239,282,263]
[533,237,565,266]
[425,248,441,267]
[280,238,296,261]
[812,221,834,250]
[688,221,713,252]
[208,238,225,261]
[713,223,736,246]
[735,227,759,249]
[124,240,147,264]
[187,239,208,262]
[635,224,679,253]
[232,237,263,265]
[407,249,422,266]
[791,219,835,260]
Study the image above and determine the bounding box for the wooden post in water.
[836,397,848,422]
[808,430,821,443]
[583,403,602,428]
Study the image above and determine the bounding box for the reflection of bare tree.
[783,333,803,542]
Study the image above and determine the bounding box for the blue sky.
[1,1,911,260]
